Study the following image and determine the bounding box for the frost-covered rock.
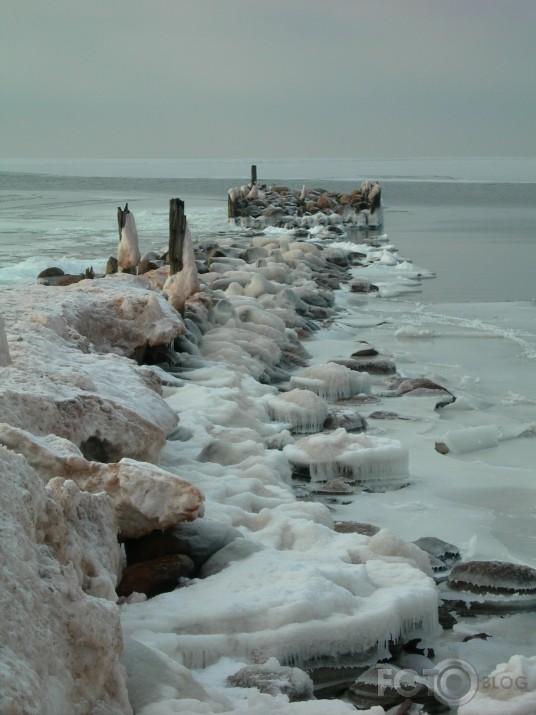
[122,534,438,673]
[0,281,182,463]
[264,388,329,433]
[283,428,410,490]
[290,362,371,399]
[0,426,204,538]
[226,658,314,701]
[448,560,536,595]
[0,445,131,715]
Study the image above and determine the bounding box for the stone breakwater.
[1,215,535,714]
[228,180,383,230]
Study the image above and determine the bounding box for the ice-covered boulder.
[226,658,314,701]
[283,428,410,490]
[0,426,204,538]
[290,362,371,400]
[0,445,131,715]
[121,539,438,674]
[264,388,329,433]
[0,281,182,463]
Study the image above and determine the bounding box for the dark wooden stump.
[169,198,186,276]
[228,192,236,221]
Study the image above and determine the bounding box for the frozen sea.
[1,157,535,713]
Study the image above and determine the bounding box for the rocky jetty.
[228,180,383,230]
[2,199,534,714]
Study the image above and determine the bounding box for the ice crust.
[284,428,410,489]
[290,362,371,399]
[264,388,329,433]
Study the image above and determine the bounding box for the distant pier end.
[228,165,382,230]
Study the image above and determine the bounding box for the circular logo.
[432,658,479,707]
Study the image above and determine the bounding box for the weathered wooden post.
[163,198,200,313]
[117,203,128,240]
[227,190,236,221]
[251,164,257,187]
[117,203,141,273]
[169,198,186,276]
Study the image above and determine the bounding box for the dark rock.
[438,604,458,630]
[106,256,118,274]
[462,633,491,642]
[312,479,354,495]
[117,554,195,598]
[349,278,372,293]
[345,664,421,710]
[227,662,314,701]
[435,395,457,410]
[351,342,378,357]
[448,560,536,595]
[331,357,396,375]
[37,274,83,286]
[37,266,65,279]
[79,435,119,463]
[124,519,243,572]
[333,521,380,537]
[368,410,402,420]
[138,251,164,274]
[199,539,265,578]
[391,377,453,396]
[435,441,450,454]
[414,537,461,566]
[323,408,367,432]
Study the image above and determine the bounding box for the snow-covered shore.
[1,219,535,714]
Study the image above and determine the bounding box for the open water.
[0,157,535,303]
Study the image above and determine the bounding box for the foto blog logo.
[377,657,529,707]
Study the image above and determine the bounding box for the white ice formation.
[117,210,141,272]
[264,388,329,433]
[283,428,410,489]
[290,362,371,400]
[443,425,499,454]
[163,224,201,311]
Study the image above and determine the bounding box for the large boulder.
[0,281,184,463]
[0,426,204,538]
[0,445,131,715]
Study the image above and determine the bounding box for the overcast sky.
[2,0,535,158]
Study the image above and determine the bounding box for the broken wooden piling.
[169,198,186,276]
